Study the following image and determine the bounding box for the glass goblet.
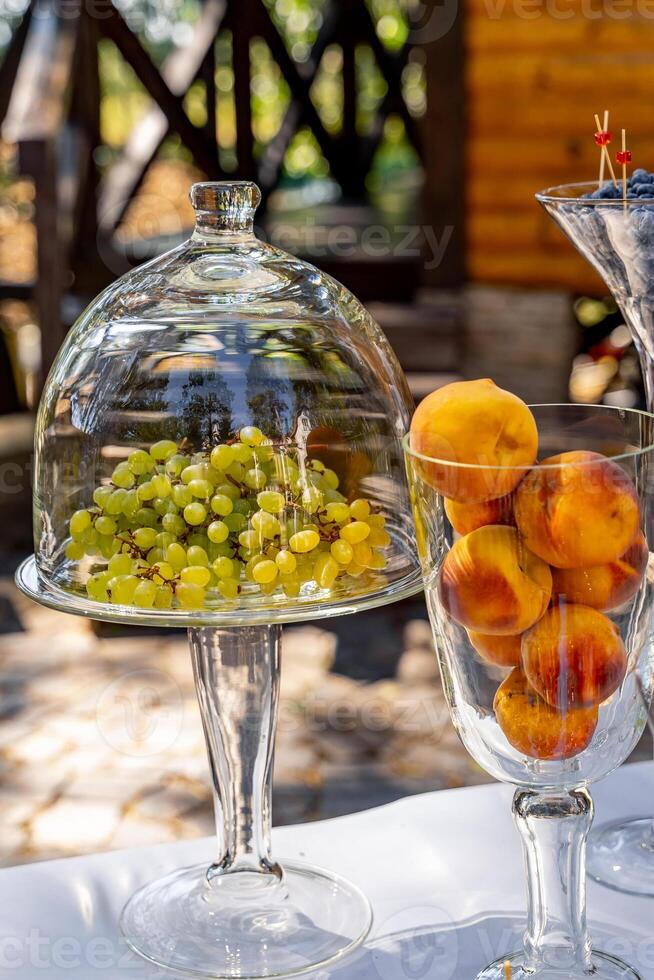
[405,404,654,980]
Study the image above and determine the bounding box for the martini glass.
[537,183,654,897]
[406,403,654,979]
[15,181,422,978]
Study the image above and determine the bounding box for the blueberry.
[631,168,649,181]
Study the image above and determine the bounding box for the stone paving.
[0,576,650,868]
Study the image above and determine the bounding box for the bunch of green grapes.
[65,426,391,611]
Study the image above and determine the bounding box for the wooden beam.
[100,3,219,178]
[420,0,465,287]
[2,0,77,144]
[98,0,226,233]
[230,0,255,179]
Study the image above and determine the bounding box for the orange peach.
[445,493,515,536]
[494,669,598,761]
[522,604,627,709]
[514,450,640,569]
[551,532,648,612]
[438,525,552,635]
[468,630,522,668]
[409,379,538,503]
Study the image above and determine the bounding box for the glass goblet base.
[120,860,372,979]
[477,950,641,980]
[587,818,654,897]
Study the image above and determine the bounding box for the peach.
[438,525,552,635]
[522,604,627,709]
[409,379,538,503]
[551,532,648,612]
[514,450,640,569]
[494,669,598,761]
[468,630,522,668]
[445,493,515,536]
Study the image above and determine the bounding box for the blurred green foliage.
[0,0,424,187]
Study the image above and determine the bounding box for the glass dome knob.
[190,180,261,234]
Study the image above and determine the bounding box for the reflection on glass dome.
[31,181,420,625]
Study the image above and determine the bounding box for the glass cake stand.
[16,180,422,977]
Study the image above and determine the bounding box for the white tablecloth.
[2,762,654,979]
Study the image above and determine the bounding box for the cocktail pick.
[599,109,608,184]
[594,113,618,187]
[617,129,632,209]
[504,961,512,980]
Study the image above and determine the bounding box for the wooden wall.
[465,7,654,293]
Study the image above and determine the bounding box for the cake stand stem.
[189,624,283,883]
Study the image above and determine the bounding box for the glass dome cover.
[20,181,421,626]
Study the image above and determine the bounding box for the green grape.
[108,553,133,577]
[121,490,140,518]
[162,513,186,536]
[95,515,117,536]
[127,450,154,475]
[65,540,85,560]
[135,507,158,528]
[368,514,386,529]
[346,560,365,578]
[208,541,234,561]
[112,463,136,489]
[181,463,210,485]
[240,426,264,447]
[69,509,92,537]
[173,485,193,508]
[244,468,267,491]
[153,584,174,609]
[155,531,175,550]
[87,572,110,602]
[151,473,172,498]
[186,545,209,567]
[93,486,113,509]
[150,439,178,461]
[165,454,187,478]
[314,553,339,588]
[176,582,205,609]
[252,559,278,585]
[368,527,391,548]
[105,489,127,515]
[251,511,280,539]
[323,469,339,490]
[166,542,187,570]
[301,486,323,514]
[325,502,350,524]
[212,556,234,579]
[281,574,301,598]
[352,541,373,567]
[323,489,346,505]
[217,578,239,600]
[275,550,297,574]
[227,461,245,482]
[186,532,210,550]
[350,498,371,521]
[153,498,175,517]
[214,482,241,501]
[232,443,254,465]
[224,513,247,533]
[232,498,251,515]
[340,521,370,545]
[153,562,175,583]
[289,529,320,554]
[189,478,212,499]
[331,539,353,565]
[210,444,235,470]
[245,554,266,581]
[133,527,157,550]
[207,520,229,544]
[184,502,207,526]
[368,550,387,570]
[99,537,120,559]
[180,566,211,587]
[147,548,165,565]
[137,481,156,502]
[133,579,157,608]
[210,493,234,517]
[109,574,139,604]
[257,490,285,514]
[254,440,274,463]
[239,529,261,552]
[258,581,278,596]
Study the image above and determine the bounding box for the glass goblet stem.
[514,788,593,974]
[189,624,283,881]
